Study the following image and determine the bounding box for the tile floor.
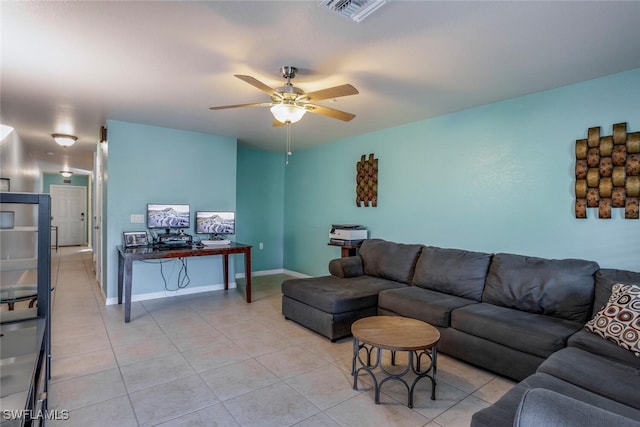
[47,246,515,427]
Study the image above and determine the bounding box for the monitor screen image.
[196,211,235,235]
[147,204,190,229]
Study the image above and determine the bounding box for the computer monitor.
[147,204,190,232]
[195,211,235,236]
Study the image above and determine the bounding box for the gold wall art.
[356,153,378,207]
[575,122,639,219]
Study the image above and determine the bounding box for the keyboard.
[201,239,230,245]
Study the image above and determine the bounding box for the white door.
[51,185,87,246]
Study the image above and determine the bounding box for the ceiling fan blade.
[302,84,359,102]
[305,104,356,122]
[272,119,287,127]
[209,102,272,110]
[234,75,283,100]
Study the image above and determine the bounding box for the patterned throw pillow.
[585,283,640,357]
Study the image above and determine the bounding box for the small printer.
[329,224,367,243]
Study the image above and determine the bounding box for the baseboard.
[234,268,313,279]
[106,269,314,305]
[105,281,234,305]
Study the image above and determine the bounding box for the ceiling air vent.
[319,0,387,23]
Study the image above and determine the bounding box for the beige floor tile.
[48,368,127,411]
[129,374,218,427]
[472,376,517,404]
[182,340,252,373]
[200,358,280,401]
[222,382,320,427]
[113,334,178,366]
[120,353,195,393]
[164,324,227,352]
[230,331,296,357]
[255,345,329,380]
[432,395,492,427]
[436,355,495,394]
[107,321,166,347]
[153,402,240,427]
[51,348,118,383]
[51,330,111,360]
[292,412,342,427]
[48,395,138,427]
[326,393,431,427]
[285,364,362,410]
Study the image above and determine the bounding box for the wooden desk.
[117,242,252,322]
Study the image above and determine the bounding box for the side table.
[328,241,362,257]
[352,315,440,408]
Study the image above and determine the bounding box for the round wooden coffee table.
[351,315,440,408]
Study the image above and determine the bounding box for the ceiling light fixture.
[270,103,306,124]
[60,171,73,178]
[52,133,77,147]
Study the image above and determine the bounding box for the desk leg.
[117,253,124,305]
[223,254,229,290]
[124,259,133,323]
[245,248,252,303]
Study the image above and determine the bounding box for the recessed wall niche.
[575,122,639,219]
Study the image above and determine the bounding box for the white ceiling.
[2,1,640,175]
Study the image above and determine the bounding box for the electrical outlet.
[130,214,145,224]
[259,242,264,250]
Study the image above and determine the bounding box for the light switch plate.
[130,214,145,224]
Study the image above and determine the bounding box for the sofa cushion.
[378,287,477,327]
[568,329,640,368]
[537,347,640,411]
[359,239,423,284]
[471,372,640,427]
[328,256,364,278]
[482,253,599,322]
[281,275,406,314]
[514,388,640,427]
[412,246,492,301]
[592,268,640,317]
[452,303,583,358]
[585,283,640,357]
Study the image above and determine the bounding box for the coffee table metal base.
[352,338,437,408]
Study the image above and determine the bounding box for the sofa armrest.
[329,257,364,278]
[515,388,639,427]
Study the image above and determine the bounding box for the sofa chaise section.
[281,239,422,341]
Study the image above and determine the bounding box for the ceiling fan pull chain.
[285,123,292,165]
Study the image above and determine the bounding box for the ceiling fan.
[209,66,359,125]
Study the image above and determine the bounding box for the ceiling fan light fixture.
[52,133,77,147]
[60,170,73,178]
[270,104,306,124]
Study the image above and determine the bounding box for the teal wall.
[284,68,640,276]
[236,146,285,273]
[43,173,89,190]
[105,120,237,299]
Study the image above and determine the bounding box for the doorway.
[50,185,87,246]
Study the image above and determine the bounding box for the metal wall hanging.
[575,122,640,219]
[356,153,378,207]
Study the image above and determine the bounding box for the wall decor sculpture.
[575,122,639,219]
[356,153,378,207]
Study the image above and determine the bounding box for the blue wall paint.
[42,173,89,190]
[105,120,237,299]
[284,69,640,276]
[236,146,285,272]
